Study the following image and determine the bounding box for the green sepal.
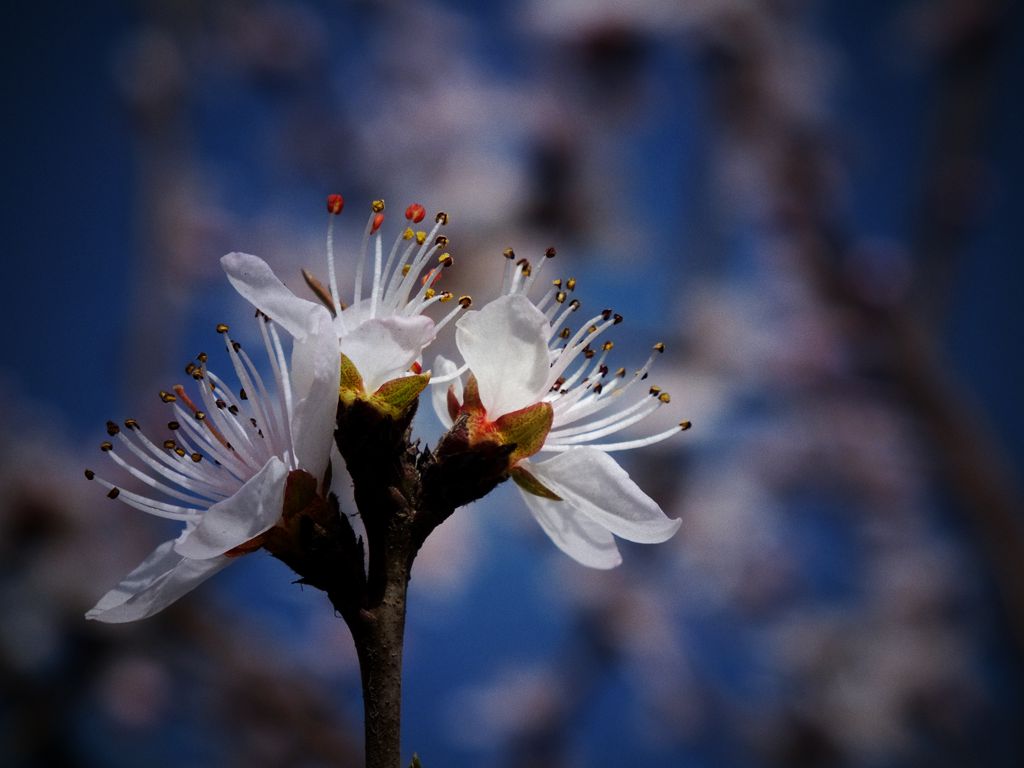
[492,401,553,463]
[370,372,431,417]
[338,353,365,405]
[281,469,320,524]
[511,465,562,500]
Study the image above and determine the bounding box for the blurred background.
[3,0,1023,765]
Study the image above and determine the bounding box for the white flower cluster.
[86,197,688,622]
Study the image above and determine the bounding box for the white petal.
[527,448,682,544]
[85,538,233,623]
[174,456,288,559]
[430,355,462,429]
[221,252,327,339]
[341,315,435,393]
[289,312,340,482]
[517,484,622,569]
[455,294,551,417]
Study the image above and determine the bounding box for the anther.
[583,346,595,359]
[215,399,226,409]
[107,488,120,499]
[84,469,95,480]
[100,441,113,452]
[405,203,426,223]
[185,362,197,377]
[239,388,248,400]
[197,352,208,363]
[556,291,567,304]
[163,440,176,450]
[216,323,230,334]
[503,247,515,260]
[615,367,626,377]
[232,341,242,352]
[438,252,453,267]
[560,327,571,339]
[658,392,672,403]
[680,420,692,431]
[552,278,562,288]
[191,452,203,462]
[593,382,604,394]
[434,235,448,247]
[545,246,557,258]
[371,212,385,234]
[601,309,612,321]
[228,405,239,415]
[439,292,454,303]
[424,288,437,299]
[458,295,472,308]
[566,278,576,291]
[613,314,623,325]
[327,194,345,214]
[106,421,120,436]
[435,211,449,225]
[194,411,206,421]
[168,421,180,430]
[516,258,532,277]
[602,340,614,351]
[569,299,581,311]
[371,199,385,213]
[653,342,665,353]
[587,324,598,334]
[249,417,258,428]
[124,418,139,430]
[415,231,426,245]
[649,386,662,396]
[403,227,414,240]
[174,447,186,458]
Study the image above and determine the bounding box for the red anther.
[410,361,422,374]
[326,194,345,214]
[405,203,426,223]
[420,270,443,287]
[371,212,385,234]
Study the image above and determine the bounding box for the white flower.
[85,310,338,622]
[221,196,471,394]
[433,251,687,569]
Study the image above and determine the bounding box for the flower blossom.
[85,311,338,622]
[221,196,471,395]
[433,249,688,568]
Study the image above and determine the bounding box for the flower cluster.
[85,196,689,622]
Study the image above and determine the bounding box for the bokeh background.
[3,0,1023,766]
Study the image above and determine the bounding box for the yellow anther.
[680,420,692,430]
[503,247,516,260]
[649,386,661,396]
[415,231,427,245]
[435,211,449,224]
[216,323,230,334]
[424,288,437,299]
[402,264,412,276]
[566,277,577,291]
[438,252,453,266]
[552,278,562,288]
[458,295,472,308]
[371,199,385,213]
[175,447,186,457]
[602,340,614,351]
[559,327,571,339]
[403,227,414,240]
[653,342,665,353]
[556,291,567,304]
[658,392,671,403]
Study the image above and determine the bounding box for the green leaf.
[511,465,562,500]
